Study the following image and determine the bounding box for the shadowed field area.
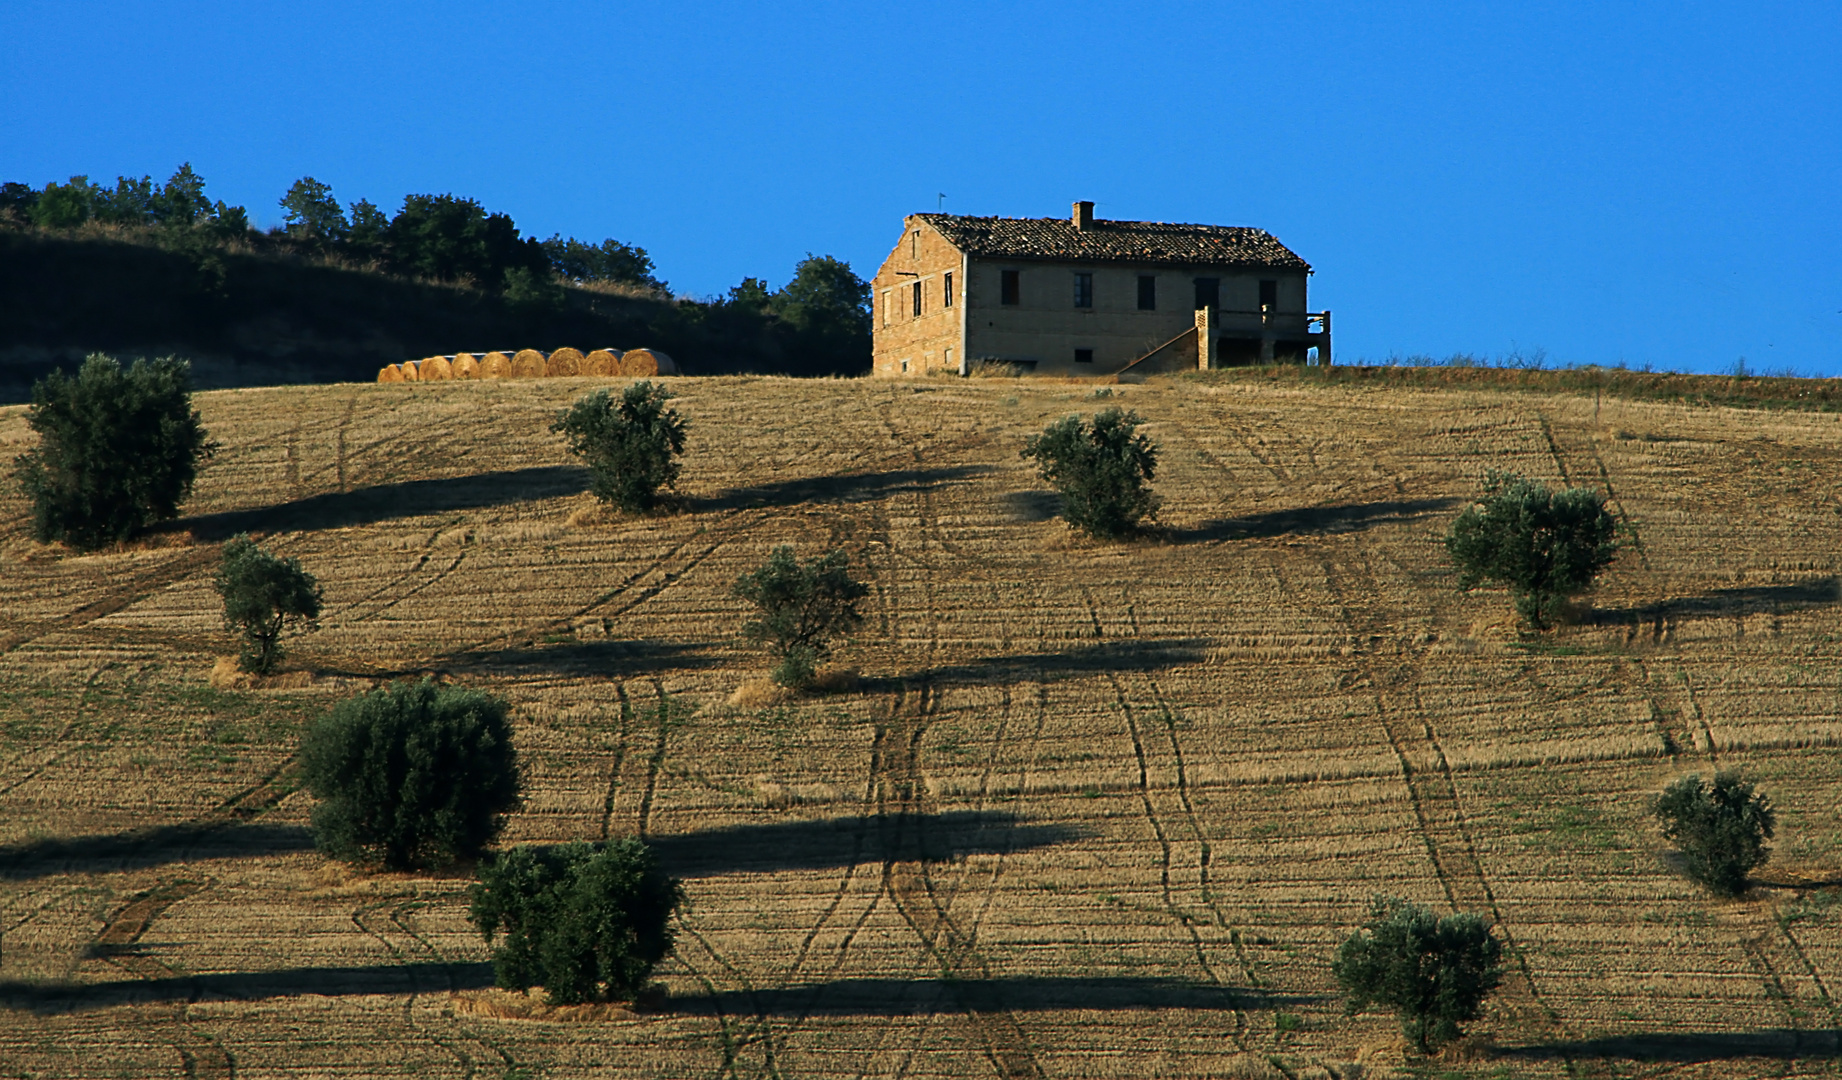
[1,374,1840,1079]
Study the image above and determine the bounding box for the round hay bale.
[512,348,547,378]
[400,359,423,381]
[583,348,621,376]
[546,347,585,376]
[619,348,678,377]
[480,351,514,378]
[451,352,480,379]
[421,355,454,380]
[378,364,405,383]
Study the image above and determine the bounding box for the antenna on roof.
[937,193,946,211]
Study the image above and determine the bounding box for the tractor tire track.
[89,877,234,1079]
[1320,549,1571,1045]
[0,663,118,797]
[0,546,222,656]
[352,893,515,1079]
[875,682,1045,1080]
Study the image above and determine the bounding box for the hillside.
[0,228,870,403]
[1,374,1839,1078]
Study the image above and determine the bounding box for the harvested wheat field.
[1,373,1840,1079]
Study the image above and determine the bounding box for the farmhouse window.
[1073,272,1093,309]
[1001,270,1020,305]
[1074,348,1094,364]
[912,281,922,317]
[912,231,919,258]
[881,289,891,326]
[1138,275,1156,311]
[1193,277,1219,311]
[944,272,954,308]
[1259,279,1278,310]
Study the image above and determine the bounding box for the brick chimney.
[1073,200,1094,230]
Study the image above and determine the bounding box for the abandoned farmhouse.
[871,201,1330,378]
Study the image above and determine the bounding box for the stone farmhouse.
[871,201,1329,378]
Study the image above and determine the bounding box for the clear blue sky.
[4,1,1838,373]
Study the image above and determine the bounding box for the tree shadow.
[1588,577,1841,626]
[1000,490,1062,523]
[689,465,996,512]
[0,966,1321,1019]
[0,823,315,883]
[170,465,591,539]
[1164,497,1458,544]
[647,810,1086,878]
[1504,1029,1841,1061]
[449,638,721,678]
[671,975,1323,1016]
[861,639,1208,691]
[0,961,495,1016]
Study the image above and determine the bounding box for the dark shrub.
[1021,407,1160,539]
[1332,896,1504,1053]
[1655,771,1775,897]
[12,354,215,550]
[1445,470,1619,629]
[732,545,868,689]
[551,381,688,514]
[470,839,684,1005]
[301,679,521,870]
[214,534,323,674]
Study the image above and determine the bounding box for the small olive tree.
[1332,896,1504,1054]
[1655,771,1775,897]
[214,534,323,674]
[470,839,684,1005]
[551,381,688,514]
[301,679,521,870]
[1444,470,1619,629]
[732,545,868,689]
[12,354,216,550]
[1021,407,1159,539]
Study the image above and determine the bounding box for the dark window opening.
[944,271,954,308]
[1259,279,1278,310]
[1001,270,1020,305]
[912,280,922,317]
[1137,275,1156,310]
[1074,272,1093,309]
[1074,348,1094,364]
[1194,277,1219,310]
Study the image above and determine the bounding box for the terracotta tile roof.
[916,213,1311,271]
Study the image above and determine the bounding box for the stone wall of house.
[870,217,964,377]
[961,261,1310,376]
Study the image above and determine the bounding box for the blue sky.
[3,1,1838,373]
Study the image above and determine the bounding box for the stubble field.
[0,372,1839,1079]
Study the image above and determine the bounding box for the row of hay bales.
[378,347,678,383]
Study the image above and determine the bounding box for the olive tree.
[1655,771,1775,897]
[1021,407,1159,540]
[470,839,684,1005]
[13,354,215,550]
[1444,470,1618,629]
[301,679,521,870]
[551,381,688,514]
[1332,896,1504,1054]
[732,545,868,689]
[214,534,323,674]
